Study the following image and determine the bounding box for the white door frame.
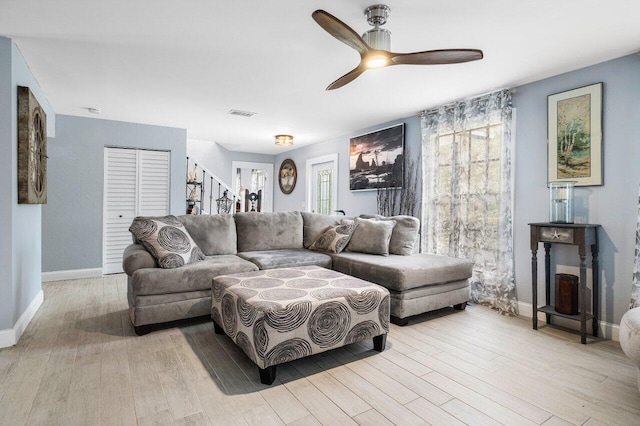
[306,153,338,213]
[231,161,274,212]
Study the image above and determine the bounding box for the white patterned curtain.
[631,186,640,309]
[421,89,517,315]
[250,169,266,194]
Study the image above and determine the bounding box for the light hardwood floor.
[0,275,638,426]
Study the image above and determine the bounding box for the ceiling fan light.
[365,54,389,68]
[275,134,294,146]
[362,28,391,51]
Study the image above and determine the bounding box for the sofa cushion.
[301,212,344,248]
[178,214,237,255]
[309,222,356,253]
[130,255,258,296]
[347,218,396,256]
[237,249,332,269]
[235,211,303,252]
[388,279,470,300]
[360,214,420,256]
[330,252,473,291]
[129,215,205,269]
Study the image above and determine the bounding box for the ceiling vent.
[227,109,257,118]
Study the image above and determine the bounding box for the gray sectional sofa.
[123,211,473,335]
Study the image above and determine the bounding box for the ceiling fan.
[312,5,483,90]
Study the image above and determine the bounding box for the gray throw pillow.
[309,222,357,253]
[347,218,396,256]
[360,214,420,255]
[129,215,205,269]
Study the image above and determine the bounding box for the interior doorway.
[231,161,274,212]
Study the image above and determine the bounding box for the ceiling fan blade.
[391,49,483,65]
[312,10,370,57]
[326,66,366,90]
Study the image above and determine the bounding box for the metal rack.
[186,157,204,214]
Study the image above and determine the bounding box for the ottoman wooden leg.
[213,321,224,335]
[391,316,409,326]
[259,366,277,385]
[373,333,387,352]
[453,302,467,311]
[134,324,152,336]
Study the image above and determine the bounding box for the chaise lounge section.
[329,251,473,325]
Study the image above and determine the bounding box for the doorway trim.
[306,153,338,213]
[231,161,274,212]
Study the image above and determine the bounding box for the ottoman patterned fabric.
[211,265,390,369]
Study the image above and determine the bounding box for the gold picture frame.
[547,82,603,186]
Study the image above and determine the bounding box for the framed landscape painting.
[349,123,404,191]
[547,82,603,186]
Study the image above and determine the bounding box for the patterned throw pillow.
[309,222,357,253]
[129,215,205,269]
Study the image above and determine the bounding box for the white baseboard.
[517,301,620,342]
[42,267,103,283]
[0,329,15,349]
[0,290,44,349]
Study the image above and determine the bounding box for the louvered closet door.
[103,148,170,274]
[138,150,171,216]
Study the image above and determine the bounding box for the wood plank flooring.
[0,275,638,425]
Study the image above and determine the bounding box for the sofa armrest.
[122,244,157,276]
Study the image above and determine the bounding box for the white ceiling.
[1,1,639,154]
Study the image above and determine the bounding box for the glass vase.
[549,181,576,224]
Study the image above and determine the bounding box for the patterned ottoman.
[211,265,390,384]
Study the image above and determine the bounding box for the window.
[429,123,503,263]
[306,154,338,214]
[316,169,333,215]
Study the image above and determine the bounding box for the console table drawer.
[540,227,574,243]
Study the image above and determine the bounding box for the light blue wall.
[273,116,422,217]
[42,115,186,272]
[0,37,56,329]
[512,54,640,326]
[0,37,13,329]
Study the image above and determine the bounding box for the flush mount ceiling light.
[228,109,257,118]
[275,134,294,147]
[312,5,483,90]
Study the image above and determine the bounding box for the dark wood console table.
[529,223,600,344]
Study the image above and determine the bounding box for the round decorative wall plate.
[279,159,297,194]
